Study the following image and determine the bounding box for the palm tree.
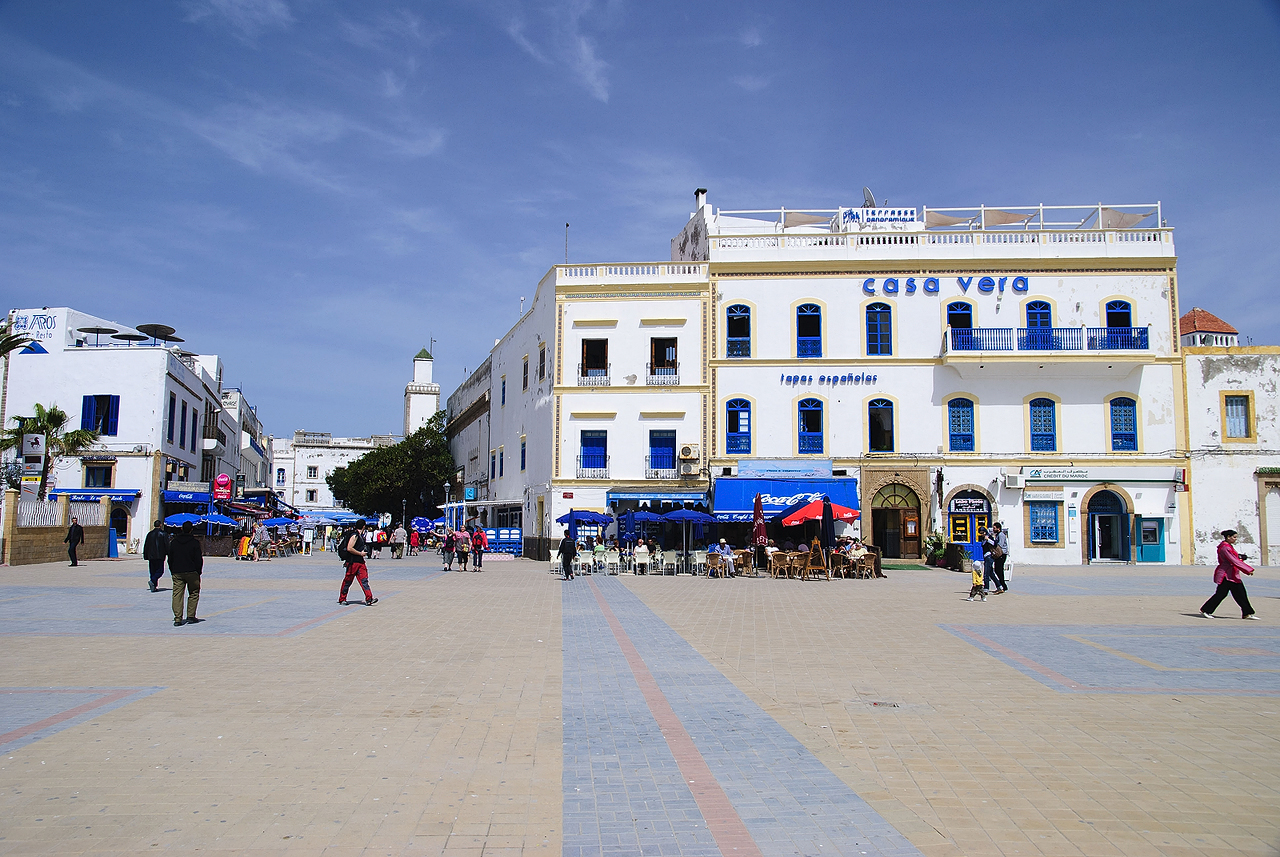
[0,404,100,500]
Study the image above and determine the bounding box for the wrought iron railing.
[797,338,822,358]
[726,338,750,358]
[577,363,610,386]
[949,328,1015,351]
[17,500,60,528]
[1086,327,1149,349]
[726,435,751,455]
[798,434,823,454]
[1018,327,1084,351]
[576,455,610,479]
[70,502,106,526]
[646,362,679,385]
[645,454,677,480]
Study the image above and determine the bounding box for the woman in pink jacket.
[1200,529,1258,619]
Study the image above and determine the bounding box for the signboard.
[738,459,833,479]
[168,480,211,493]
[1024,489,1065,501]
[950,497,990,513]
[22,434,46,456]
[563,492,574,499]
[464,486,476,501]
[213,473,233,500]
[11,311,58,342]
[1024,467,1180,484]
[23,459,43,477]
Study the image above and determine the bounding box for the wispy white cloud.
[481,1,614,102]
[339,8,435,51]
[183,0,295,42]
[740,27,763,48]
[733,75,769,92]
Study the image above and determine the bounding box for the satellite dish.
[862,187,876,208]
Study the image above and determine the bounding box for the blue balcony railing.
[1087,327,1149,350]
[726,434,751,455]
[797,337,822,358]
[1018,327,1084,351]
[798,434,823,454]
[726,338,750,358]
[949,328,1015,351]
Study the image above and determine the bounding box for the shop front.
[946,489,993,564]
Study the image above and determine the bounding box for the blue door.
[1137,517,1165,562]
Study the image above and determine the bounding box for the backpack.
[336,530,353,562]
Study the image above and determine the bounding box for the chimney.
[694,188,707,209]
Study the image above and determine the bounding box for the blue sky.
[2,1,1278,438]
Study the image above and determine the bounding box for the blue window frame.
[520,438,526,471]
[1225,395,1251,438]
[81,394,120,436]
[1030,398,1057,451]
[276,468,285,487]
[490,451,496,479]
[191,410,199,452]
[1106,300,1132,329]
[648,430,676,470]
[948,398,975,451]
[1110,397,1137,451]
[796,304,822,357]
[1028,502,1059,542]
[167,393,176,443]
[866,303,892,356]
[580,431,607,468]
[868,398,894,452]
[180,400,187,449]
[1026,300,1052,328]
[726,398,751,454]
[501,378,506,406]
[498,449,504,478]
[726,305,751,357]
[797,398,823,454]
[946,302,972,329]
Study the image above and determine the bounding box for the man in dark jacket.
[557,529,577,580]
[142,520,169,592]
[64,516,84,566]
[166,521,204,626]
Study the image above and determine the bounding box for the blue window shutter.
[106,395,120,436]
[81,395,96,431]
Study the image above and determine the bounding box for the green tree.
[327,411,455,521]
[0,318,33,359]
[0,403,100,500]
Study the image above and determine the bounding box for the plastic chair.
[692,550,708,576]
[633,546,650,575]
[605,549,621,575]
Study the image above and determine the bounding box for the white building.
[449,191,1193,565]
[404,348,441,437]
[1179,307,1280,564]
[220,387,272,497]
[2,306,268,547]
[444,356,492,522]
[270,430,399,513]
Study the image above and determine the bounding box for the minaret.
[404,348,441,436]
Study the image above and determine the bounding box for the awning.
[163,490,211,503]
[49,488,141,503]
[606,490,706,504]
[712,478,859,522]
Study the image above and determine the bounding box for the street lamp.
[444,481,451,529]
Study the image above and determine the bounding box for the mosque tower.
[404,348,441,436]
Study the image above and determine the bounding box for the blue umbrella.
[622,509,636,545]
[261,517,294,527]
[205,513,238,525]
[632,510,663,522]
[660,509,715,523]
[555,510,612,525]
[164,513,203,526]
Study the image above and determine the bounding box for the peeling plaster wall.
[1184,348,1280,565]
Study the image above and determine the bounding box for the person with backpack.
[441,528,455,570]
[455,526,471,571]
[336,520,378,606]
[471,526,488,569]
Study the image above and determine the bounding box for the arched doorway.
[871,483,921,558]
[109,507,129,543]
[947,489,991,564]
[1088,489,1129,562]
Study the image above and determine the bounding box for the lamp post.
[444,481,451,530]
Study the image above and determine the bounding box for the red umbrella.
[779,498,859,527]
[752,493,767,546]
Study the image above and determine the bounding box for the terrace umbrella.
[821,498,836,566]
[752,493,768,568]
[205,514,238,526]
[661,508,716,568]
[622,509,637,546]
[164,513,203,526]
[776,497,858,526]
[261,517,294,527]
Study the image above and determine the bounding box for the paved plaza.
[0,552,1277,857]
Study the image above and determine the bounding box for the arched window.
[1026,300,1052,328]
[726,398,751,455]
[726,305,751,358]
[866,303,892,355]
[796,304,822,357]
[869,398,894,452]
[946,302,972,329]
[948,398,975,451]
[1106,300,1132,329]
[1110,396,1137,451]
[797,398,823,454]
[1029,398,1057,451]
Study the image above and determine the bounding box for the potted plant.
[923,530,947,566]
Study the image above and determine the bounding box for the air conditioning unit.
[1004,474,1025,489]
[678,461,699,476]
[678,443,700,461]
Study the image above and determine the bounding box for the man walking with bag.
[337,520,378,606]
[167,521,204,626]
[142,519,169,592]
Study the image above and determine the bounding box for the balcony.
[945,325,1151,354]
[645,454,677,480]
[726,338,750,358]
[576,455,610,479]
[202,425,227,455]
[797,338,822,358]
[726,435,750,455]
[646,362,679,386]
[798,434,823,454]
[578,363,610,387]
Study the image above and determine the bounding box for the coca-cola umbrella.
[776,496,858,527]
[752,493,767,546]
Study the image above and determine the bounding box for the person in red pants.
[1200,529,1256,619]
[337,520,378,606]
